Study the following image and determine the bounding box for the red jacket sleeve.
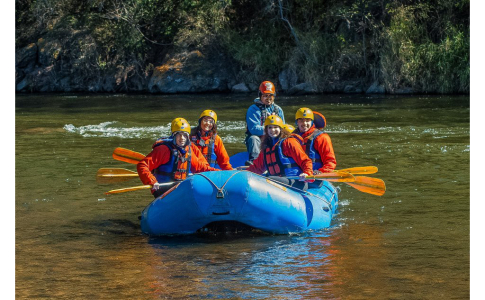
[314,133,337,172]
[246,150,267,175]
[136,145,171,185]
[214,135,233,170]
[190,144,220,173]
[282,138,314,175]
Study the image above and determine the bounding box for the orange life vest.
[191,132,217,167]
[153,141,192,182]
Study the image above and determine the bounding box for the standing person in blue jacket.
[245,81,285,165]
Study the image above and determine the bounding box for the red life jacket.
[263,135,304,176]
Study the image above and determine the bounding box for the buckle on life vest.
[216,189,225,198]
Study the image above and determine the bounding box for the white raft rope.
[194,171,243,198]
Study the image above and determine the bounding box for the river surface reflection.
[15,93,469,299]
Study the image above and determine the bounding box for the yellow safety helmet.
[199,110,217,123]
[264,115,284,128]
[171,119,191,134]
[171,117,188,127]
[295,107,314,120]
[282,124,295,133]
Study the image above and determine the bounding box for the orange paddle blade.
[336,166,378,175]
[346,176,386,196]
[112,147,145,164]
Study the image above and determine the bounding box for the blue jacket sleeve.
[246,104,264,136]
[276,105,285,123]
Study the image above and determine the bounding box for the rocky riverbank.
[16,36,396,95]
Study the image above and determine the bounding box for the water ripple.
[63,121,171,138]
[63,121,247,139]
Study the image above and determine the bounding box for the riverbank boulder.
[286,82,318,95]
[366,80,386,94]
[148,50,237,93]
[231,83,250,93]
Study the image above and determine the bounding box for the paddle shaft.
[287,172,355,182]
[96,167,139,183]
[105,182,175,195]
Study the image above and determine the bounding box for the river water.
[15,93,469,299]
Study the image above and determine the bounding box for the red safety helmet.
[258,81,276,96]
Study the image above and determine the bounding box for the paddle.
[112,147,145,164]
[104,182,178,195]
[287,172,355,182]
[289,172,385,196]
[236,165,378,174]
[96,168,139,183]
[336,166,378,175]
[105,185,152,195]
[346,176,386,196]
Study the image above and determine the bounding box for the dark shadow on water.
[147,221,276,246]
[146,221,336,247]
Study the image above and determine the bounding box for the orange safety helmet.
[264,115,284,128]
[258,81,276,96]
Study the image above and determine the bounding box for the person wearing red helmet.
[137,118,220,198]
[245,81,285,166]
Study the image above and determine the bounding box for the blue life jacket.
[152,139,192,182]
[263,136,303,177]
[304,130,324,170]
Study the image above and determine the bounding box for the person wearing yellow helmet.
[190,110,233,170]
[246,115,314,189]
[245,81,285,165]
[294,107,336,174]
[171,117,188,130]
[137,118,220,198]
[282,124,295,133]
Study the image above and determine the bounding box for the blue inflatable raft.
[140,170,339,236]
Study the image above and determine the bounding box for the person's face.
[175,133,188,147]
[267,125,281,138]
[297,118,312,133]
[260,93,275,105]
[200,116,214,132]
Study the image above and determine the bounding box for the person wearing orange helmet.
[247,115,313,190]
[190,110,233,170]
[137,118,220,198]
[294,108,336,174]
[245,81,285,165]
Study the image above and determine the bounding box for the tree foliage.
[15,0,469,93]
